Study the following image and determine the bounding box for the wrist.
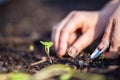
[100,0,120,19]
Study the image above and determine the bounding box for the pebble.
[65,63,70,67]
[16,65,22,70]
[79,60,84,68]
[82,68,88,73]
[29,44,34,52]
[84,62,89,67]
[108,65,119,70]
[2,68,8,72]
[72,65,77,70]
[0,61,4,66]
[0,61,8,72]
[4,62,8,66]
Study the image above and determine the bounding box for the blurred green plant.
[0,71,31,80]
[40,41,53,63]
[33,64,74,80]
[99,54,105,60]
[59,73,73,80]
[33,64,115,80]
[0,64,116,80]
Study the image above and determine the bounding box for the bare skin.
[51,0,120,58]
[98,5,120,59]
[52,11,108,57]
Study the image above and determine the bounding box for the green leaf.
[0,71,31,80]
[40,41,53,62]
[9,72,31,80]
[59,73,73,80]
[99,54,105,60]
[40,41,47,46]
[33,64,73,80]
[40,41,53,47]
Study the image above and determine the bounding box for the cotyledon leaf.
[40,41,53,47]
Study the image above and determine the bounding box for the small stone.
[4,62,8,66]
[65,63,70,67]
[2,68,8,72]
[79,53,84,57]
[79,60,84,68]
[29,44,34,52]
[84,62,89,66]
[72,65,77,70]
[0,61,4,66]
[29,68,37,74]
[108,65,119,70]
[16,66,22,70]
[82,68,88,73]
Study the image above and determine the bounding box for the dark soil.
[0,35,120,79]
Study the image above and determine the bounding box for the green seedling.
[99,54,105,60]
[40,41,53,63]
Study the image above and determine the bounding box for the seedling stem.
[40,41,53,63]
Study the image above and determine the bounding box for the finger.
[103,25,120,59]
[103,52,120,59]
[68,32,78,45]
[58,16,83,57]
[51,23,60,50]
[51,12,75,51]
[68,30,94,58]
[98,19,113,50]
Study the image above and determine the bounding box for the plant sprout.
[99,54,105,60]
[40,41,53,63]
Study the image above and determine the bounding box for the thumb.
[98,19,113,50]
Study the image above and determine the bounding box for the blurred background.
[0,0,109,37]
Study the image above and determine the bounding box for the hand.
[52,11,108,57]
[98,6,120,59]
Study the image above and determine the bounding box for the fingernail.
[91,41,110,59]
[68,46,78,58]
[57,50,62,57]
[90,48,101,59]
[98,42,104,50]
[57,47,64,57]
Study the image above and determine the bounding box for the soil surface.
[0,35,120,79]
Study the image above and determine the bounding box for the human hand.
[97,6,120,59]
[51,11,108,58]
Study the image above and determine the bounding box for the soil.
[0,35,120,79]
